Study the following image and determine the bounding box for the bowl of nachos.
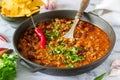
[0,0,45,28]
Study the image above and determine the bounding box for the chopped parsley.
[0,54,19,80]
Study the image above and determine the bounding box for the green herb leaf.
[0,54,19,80]
[94,72,107,80]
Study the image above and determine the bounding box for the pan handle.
[88,8,110,16]
[88,10,100,16]
[17,58,46,72]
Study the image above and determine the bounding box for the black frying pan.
[13,10,116,76]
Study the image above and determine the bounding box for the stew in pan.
[18,18,110,68]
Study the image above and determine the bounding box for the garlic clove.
[44,0,57,10]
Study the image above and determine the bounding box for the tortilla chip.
[31,0,45,7]
[0,2,2,7]
[0,0,45,17]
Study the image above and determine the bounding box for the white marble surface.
[0,0,120,80]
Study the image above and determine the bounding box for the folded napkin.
[94,0,120,25]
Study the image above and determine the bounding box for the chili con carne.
[18,18,110,68]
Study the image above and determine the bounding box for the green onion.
[60,43,66,47]
[65,47,85,64]
[61,48,66,54]
[68,24,72,27]
[71,47,79,54]
[55,25,61,29]
[54,46,61,54]
[94,72,107,80]
[45,30,59,40]
[51,46,66,54]
[67,63,73,67]
[49,46,85,67]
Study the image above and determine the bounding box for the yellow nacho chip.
[0,2,1,7]
[30,0,45,7]
[0,0,45,17]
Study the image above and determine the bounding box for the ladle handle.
[75,0,90,19]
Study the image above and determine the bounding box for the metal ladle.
[63,0,90,38]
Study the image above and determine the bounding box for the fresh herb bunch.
[0,54,19,80]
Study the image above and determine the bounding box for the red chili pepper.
[0,48,8,51]
[0,48,13,58]
[0,34,8,42]
[35,28,46,49]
